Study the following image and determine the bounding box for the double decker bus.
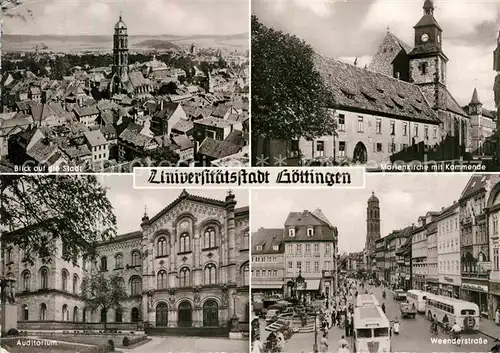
[355,294,380,308]
[353,304,391,353]
[406,290,430,313]
[425,293,480,331]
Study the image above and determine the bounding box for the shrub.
[122,337,129,347]
[107,339,115,352]
[7,328,19,336]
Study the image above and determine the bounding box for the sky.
[251,174,473,254]
[253,0,500,110]
[3,0,249,36]
[96,175,249,235]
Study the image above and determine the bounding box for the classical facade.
[11,190,249,335]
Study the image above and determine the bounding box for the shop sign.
[461,283,488,292]
[444,276,454,283]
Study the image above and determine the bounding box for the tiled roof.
[367,31,412,77]
[172,119,194,133]
[212,104,230,118]
[314,53,440,124]
[26,140,58,163]
[283,210,336,242]
[442,88,468,117]
[29,102,68,124]
[224,129,245,146]
[63,144,92,158]
[74,105,99,117]
[99,230,142,246]
[154,103,180,121]
[198,137,242,159]
[460,174,496,200]
[119,124,155,147]
[252,228,284,254]
[235,206,249,215]
[312,208,334,228]
[171,135,193,150]
[195,117,232,129]
[84,129,107,147]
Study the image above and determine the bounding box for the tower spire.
[423,0,434,15]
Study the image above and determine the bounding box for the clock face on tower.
[421,33,429,42]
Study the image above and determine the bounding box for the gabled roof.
[283,210,336,242]
[198,137,242,159]
[314,53,440,124]
[460,174,492,200]
[367,31,412,77]
[84,129,107,147]
[154,103,181,121]
[252,228,284,254]
[414,14,442,31]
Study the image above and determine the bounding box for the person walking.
[320,332,329,353]
[252,335,263,353]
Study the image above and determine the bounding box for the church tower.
[408,0,449,108]
[365,192,381,256]
[111,14,129,95]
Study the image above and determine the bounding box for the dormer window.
[256,245,263,251]
[307,227,314,237]
[273,245,279,251]
[289,228,295,237]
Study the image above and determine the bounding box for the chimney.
[303,210,309,214]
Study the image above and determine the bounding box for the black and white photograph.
[251,0,500,171]
[0,0,249,173]
[250,174,500,353]
[0,175,250,352]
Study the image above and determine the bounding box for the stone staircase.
[265,316,316,333]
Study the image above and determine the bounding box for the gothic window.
[131,307,140,322]
[73,307,79,322]
[130,276,142,296]
[204,263,216,285]
[131,250,141,266]
[180,233,190,253]
[22,305,29,320]
[40,268,49,289]
[61,270,69,291]
[62,304,69,321]
[242,232,249,250]
[157,237,168,257]
[40,303,47,321]
[179,267,190,287]
[22,271,30,291]
[72,274,78,294]
[204,227,216,249]
[157,270,168,289]
[242,263,249,286]
[115,254,123,268]
[100,256,108,271]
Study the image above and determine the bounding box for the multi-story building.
[11,190,249,336]
[459,174,500,316]
[425,212,440,293]
[436,202,460,298]
[395,236,412,290]
[251,228,285,297]
[283,209,338,301]
[374,237,386,282]
[464,88,496,153]
[412,217,428,290]
[486,177,500,318]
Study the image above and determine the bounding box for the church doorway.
[178,301,193,327]
[353,142,367,163]
[156,302,169,327]
[202,300,219,327]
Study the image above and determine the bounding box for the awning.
[252,283,283,289]
[305,279,321,290]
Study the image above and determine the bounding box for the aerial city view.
[251,0,500,171]
[0,0,249,172]
[250,175,500,353]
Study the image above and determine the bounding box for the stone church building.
[11,190,249,336]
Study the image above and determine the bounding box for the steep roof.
[84,129,107,147]
[284,210,336,242]
[470,88,481,105]
[252,228,284,255]
[367,31,412,77]
[314,53,440,124]
[460,174,493,200]
[198,138,242,159]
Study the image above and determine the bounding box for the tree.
[251,16,335,141]
[0,175,117,263]
[81,273,128,331]
[143,145,180,166]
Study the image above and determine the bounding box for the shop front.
[488,281,500,321]
[438,275,460,298]
[460,282,489,318]
[427,279,439,294]
[413,274,426,290]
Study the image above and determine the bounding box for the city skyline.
[251,174,472,254]
[3,0,249,36]
[98,175,249,235]
[253,0,500,109]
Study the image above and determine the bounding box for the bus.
[425,293,480,331]
[355,294,380,308]
[406,290,430,313]
[353,304,391,353]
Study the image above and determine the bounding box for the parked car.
[393,289,407,301]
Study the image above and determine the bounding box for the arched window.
[40,268,49,290]
[72,274,78,294]
[130,276,142,296]
[131,250,141,267]
[242,263,249,286]
[22,271,30,291]
[115,254,123,269]
[242,232,249,250]
[204,264,216,285]
[115,308,123,323]
[62,304,69,321]
[73,306,79,322]
[156,302,168,326]
[157,237,168,257]
[157,270,168,289]
[61,270,69,291]
[40,303,47,321]
[100,308,107,323]
[179,267,190,287]
[22,305,29,321]
[100,256,108,271]
[180,233,190,253]
[203,227,216,249]
[131,307,140,322]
